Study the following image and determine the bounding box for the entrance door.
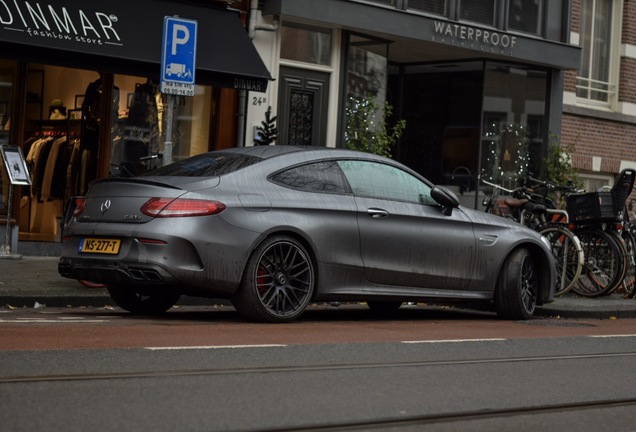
[277,66,329,146]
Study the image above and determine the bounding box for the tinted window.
[459,0,496,26]
[142,153,262,177]
[270,161,349,194]
[338,160,435,205]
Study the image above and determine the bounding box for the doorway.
[277,66,330,146]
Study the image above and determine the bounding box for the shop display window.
[14,65,214,242]
[0,60,16,218]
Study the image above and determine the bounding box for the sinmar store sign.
[0,0,122,49]
[0,0,271,91]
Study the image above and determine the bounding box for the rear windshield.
[142,153,262,177]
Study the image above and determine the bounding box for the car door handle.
[367,208,389,218]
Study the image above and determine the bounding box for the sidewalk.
[1,255,636,319]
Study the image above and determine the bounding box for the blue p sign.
[161,16,197,85]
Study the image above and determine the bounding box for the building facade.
[247,0,581,209]
[1,0,590,254]
[563,0,636,197]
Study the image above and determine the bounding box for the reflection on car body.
[59,145,555,322]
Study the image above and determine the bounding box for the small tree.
[545,134,582,188]
[254,106,278,145]
[544,133,582,208]
[345,95,406,158]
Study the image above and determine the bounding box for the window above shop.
[280,22,332,66]
[407,0,446,15]
[458,0,496,27]
[508,0,543,35]
[576,0,619,107]
[348,0,559,39]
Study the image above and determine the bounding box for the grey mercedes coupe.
[59,145,555,322]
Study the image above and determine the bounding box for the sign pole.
[2,183,13,255]
[160,15,197,166]
[164,96,174,165]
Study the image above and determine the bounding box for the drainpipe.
[237,0,279,147]
[248,0,280,38]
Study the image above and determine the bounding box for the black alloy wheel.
[233,235,315,323]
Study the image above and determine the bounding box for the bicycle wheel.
[605,230,629,295]
[538,225,584,296]
[620,229,636,298]
[574,229,624,297]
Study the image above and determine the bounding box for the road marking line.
[0,319,110,323]
[402,338,507,344]
[588,334,636,338]
[145,344,287,350]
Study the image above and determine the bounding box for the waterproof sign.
[160,16,197,96]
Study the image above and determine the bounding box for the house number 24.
[252,96,267,106]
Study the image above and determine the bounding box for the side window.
[338,160,435,205]
[269,161,349,194]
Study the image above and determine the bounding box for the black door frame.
[278,66,330,146]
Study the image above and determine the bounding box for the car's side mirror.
[431,186,460,216]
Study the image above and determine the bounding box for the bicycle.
[480,174,584,296]
[564,169,636,297]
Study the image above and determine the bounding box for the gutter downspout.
[237,0,279,147]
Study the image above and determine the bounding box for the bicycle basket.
[566,191,616,223]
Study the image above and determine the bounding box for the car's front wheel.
[107,285,181,315]
[495,248,537,320]
[232,235,315,323]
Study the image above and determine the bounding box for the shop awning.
[0,0,271,92]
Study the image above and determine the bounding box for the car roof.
[218,145,331,159]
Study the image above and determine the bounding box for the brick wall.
[563,0,636,177]
[562,114,636,173]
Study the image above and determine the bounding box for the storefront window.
[281,23,332,66]
[459,0,496,26]
[0,60,16,218]
[110,75,213,176]
[345,34,389,150]
[481,63,547,190]
[508,0,543,35]
[12,64,214,243]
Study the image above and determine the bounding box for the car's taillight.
[73,197,86,217]
[140,197,226,217]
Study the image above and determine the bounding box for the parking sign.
[160,16,197,96]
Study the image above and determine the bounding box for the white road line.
[588,334,636,338]
[145,344,287,350]
[0,318,110,324]
[402,338,507,344]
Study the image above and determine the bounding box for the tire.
[606,230,629,295]
[620,229,636,298]
[106,285,181,315]
[574,229,624,297]
[495,247,537,320]
[232,235,315,323]
[538,226,584,296]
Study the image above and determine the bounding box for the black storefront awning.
[0,0,271,92]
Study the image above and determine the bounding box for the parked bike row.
[479,169,636,299]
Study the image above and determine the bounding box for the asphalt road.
[1,306,636,431]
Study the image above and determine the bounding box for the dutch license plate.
[79,238,121,254]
